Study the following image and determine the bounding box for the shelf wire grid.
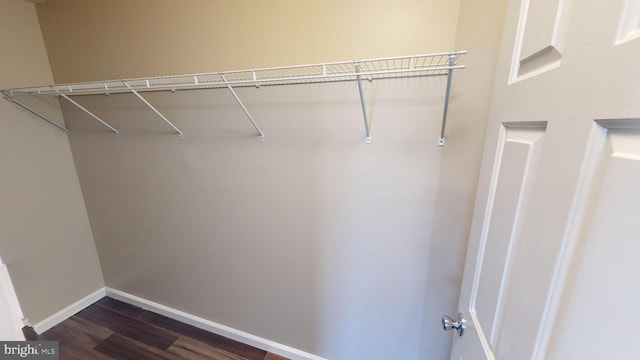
[4,51,465,97]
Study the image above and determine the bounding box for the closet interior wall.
[0,0,104,326]
[60,75,446,359]
[35,0,461,83]
[421,0,508,357]
[31,1,466,359]
[6,0,506,359]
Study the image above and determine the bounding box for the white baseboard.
[105,287,326,360]
[33,287,106,334]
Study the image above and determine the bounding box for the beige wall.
[61,76,445,359]
[29,0,508,358]
[0,0,104,325]
[36,2,459,358]
[421,0,507,357]
[36,0,461,83]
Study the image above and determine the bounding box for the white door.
[448,0,640,358]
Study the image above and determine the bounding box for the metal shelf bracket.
[52,87,119,136]
[4,51,466,143]
[123,82,183,139]
[220,74,265,142]
[355,63,371,144]
[2,90,70,134]
[438,54,457,147]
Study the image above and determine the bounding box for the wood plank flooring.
[24,297,289,360]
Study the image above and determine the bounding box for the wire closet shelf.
[2,51,466,145]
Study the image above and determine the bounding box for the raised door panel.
[617,0,640,43]
[511,0,574,81]
[546,121,640,359]
[469,123,546,358]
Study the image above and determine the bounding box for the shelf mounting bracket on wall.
[2,90,69,134]
[438,54,457,147]
[123,82,183,139]
[52,87,119,136]
[354,62,372,144]
[220,74,265,142]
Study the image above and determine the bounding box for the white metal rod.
[9,65,466,97]
[31,51,470,89]
[220,74,265,141]
[8,51,466,92]
[212,51,466,76]
[123,82,184,139]
[355,64,371,143]
[52,87,119,136]
[438,55,457,147]
[252,71,259,88]
[2,92,69,134]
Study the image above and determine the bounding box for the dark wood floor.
[24,297,289,360]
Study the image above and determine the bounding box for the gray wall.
[24,0,508,358]
[421,0,508,357]
[0,0,104,325]
[63,78,445,359]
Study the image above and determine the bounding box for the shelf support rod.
[220,74,264,141]
[438,54,456,147]
[355,63,371,144]
[52,87,119,136]
[2,91,69,135]
[123,82,183,139]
